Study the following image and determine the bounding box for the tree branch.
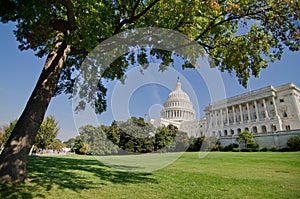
[61,0,76,30]
[194,6,271,41]
[69,47,88,55]
[51,19,70,34]
[114,0,160,34]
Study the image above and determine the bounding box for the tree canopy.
[1,1,299,105]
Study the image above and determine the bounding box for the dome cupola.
[161,78,196,122]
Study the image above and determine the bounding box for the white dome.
[161,79,196,122]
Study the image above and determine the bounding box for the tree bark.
[0,34,71,184]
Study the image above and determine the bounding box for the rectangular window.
[280,99,284,103]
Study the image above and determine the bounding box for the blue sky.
[0,22,299,141]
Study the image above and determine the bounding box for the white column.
[263,98,269,119]
[246,103,251,122]
[254,100,259,121]
[232,106,236,124]
[220,109,224,127]
[272,96,279,117]
[213,110,217,127]
[226,107,229,125]
[239,104,243,123]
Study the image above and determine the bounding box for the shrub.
[260,147,269,152]
[270,145,278,152]
[248,143,260,152]
[280,147,291,152]
[241,148,251,152]
[223,143,239,151]
[287,136,300,151]
[232,148,241,152]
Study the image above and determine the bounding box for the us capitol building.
[151,79,300,138]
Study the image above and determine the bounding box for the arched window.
[261,125,267,133]
[224,130,228,136]
[237,128,241,134]
[271,124,277,132]
[252,126,258,134]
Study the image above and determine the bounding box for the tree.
[34,116,60,150]
[72,136,84,155]
[105,121,120,146]
[154,125,177,151]
[173,131,189,152]
[0,133,3,150]
[79,125,118,155]
[63,138,75,149]
[237,130,255,149]
[80,143,90,155]
[188,136,205,152]
[49,139,64,152]
[0,119,18,149]
[0,0,299,183]
[287,136,300,151]
[118,117,156,153]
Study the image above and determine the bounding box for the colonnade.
[162,109,195,120]
[207,96,279,128]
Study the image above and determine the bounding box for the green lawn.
[0,152,299,199]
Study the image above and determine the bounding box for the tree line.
[64,117,207,155]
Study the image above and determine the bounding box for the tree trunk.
[0,34,71,184]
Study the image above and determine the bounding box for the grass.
[0,152,299,199]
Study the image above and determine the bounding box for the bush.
[223,143,239,151]
[270,145,278,152]
[260,147,269,152]
[241,148,251,152]
[232,148,241,152]
[280,147,291,152]
[287,136,300,151]
[248,143,260,152]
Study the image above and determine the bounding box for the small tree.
[287,136,300,151]
[34,116,60,150]
[49,139,63,152]
[0,119,18,149]
[80,143,90,155]
[237,130,255,149]
[72,136,84,154]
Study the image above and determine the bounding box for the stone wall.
[219,130,300,149]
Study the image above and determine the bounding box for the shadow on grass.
[0,155,158,199]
